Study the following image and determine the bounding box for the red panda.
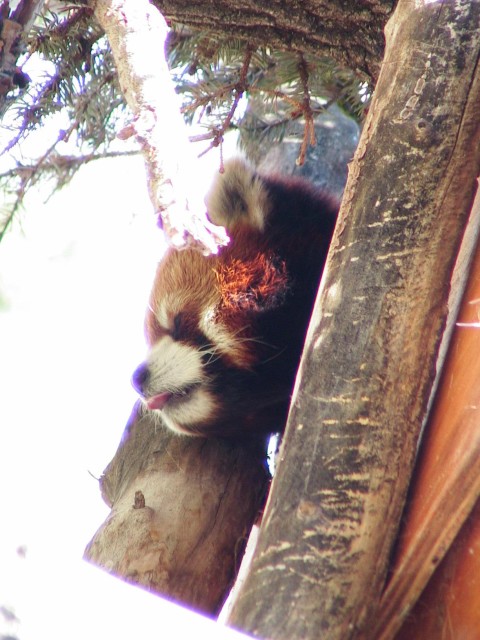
[131,158,338,438]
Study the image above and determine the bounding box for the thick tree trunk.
[155,0,393,82]
[227,2,480,639]
[84,404,269,615]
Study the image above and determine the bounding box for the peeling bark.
[395,498,480,640]
[227,2,480,638]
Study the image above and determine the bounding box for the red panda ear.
[215,253,290,313]
[205,158,271,231]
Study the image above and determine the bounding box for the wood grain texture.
[85,404,269,615]
[227,2,480,638]
[395,499,480,640]
[374,228,480,639]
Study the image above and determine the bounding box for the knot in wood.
[133,490,146,509]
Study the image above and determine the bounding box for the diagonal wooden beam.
[374,200,480,639]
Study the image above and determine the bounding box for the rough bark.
[155,0,393,82]
[373,207,480,639]
[227,2,480,639]
[84,404,269,615]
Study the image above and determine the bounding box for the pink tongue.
[147,392,172,411]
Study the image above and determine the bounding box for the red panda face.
[131,248,241,436]
[131,243,292,437]
[131,158,338,439]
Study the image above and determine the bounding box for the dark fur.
[132,159,338,438]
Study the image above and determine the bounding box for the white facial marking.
[143,336,219,432]
[156,300,170,332]
[146,336,204,395]
[161,388,219,434]
[200,305,246,367]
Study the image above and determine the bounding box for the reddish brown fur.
[133,159,338,438]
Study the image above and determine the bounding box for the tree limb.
[154,0,392,83]
[84,404,269,615]
[89,0,229,255]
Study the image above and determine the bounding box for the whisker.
[258,346,287,364]
[225,324,280,350]
[198,343,223,365]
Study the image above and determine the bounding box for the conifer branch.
[197,45,253,164]
[296,53,316,166]
[0,0,369,246]
[0,119,76,241]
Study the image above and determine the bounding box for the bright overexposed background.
[0,144,247,639]
[0,11,250,634]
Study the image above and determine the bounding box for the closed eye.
[172,312,198,342]
[172,313,184,341]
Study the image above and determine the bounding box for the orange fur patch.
[215,253,289,313]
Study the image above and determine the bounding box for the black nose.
[131,363,150,394]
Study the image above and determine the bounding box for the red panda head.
[132,158,337,438]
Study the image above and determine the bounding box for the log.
[395,499,480,640]
[227,2,480,639]
[84,403,269,615]
[373,205,480,639]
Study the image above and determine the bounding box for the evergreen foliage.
[0,5,370,241]
[167,28,369,159]
[0,6,129,240]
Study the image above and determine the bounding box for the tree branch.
[89,0,229,255]
[84,404,269,615]
[296,53,316,166]
[0,0,45,113]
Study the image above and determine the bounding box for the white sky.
[0,151,249,639]
[0,15,251,636]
